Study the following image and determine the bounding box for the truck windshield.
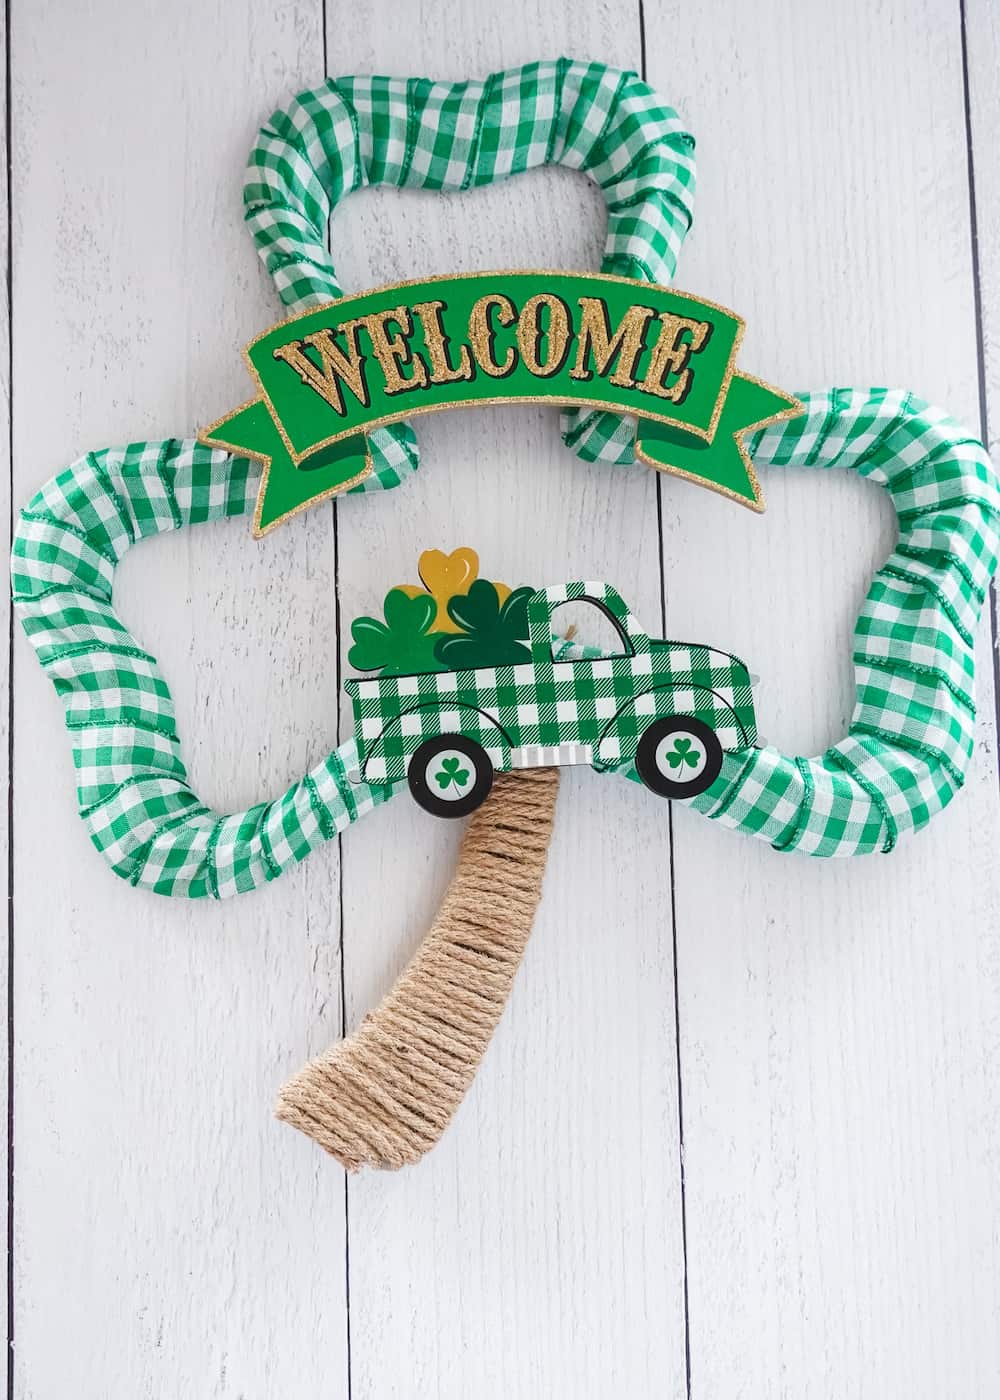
[549,599,631,660]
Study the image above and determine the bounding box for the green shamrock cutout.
[348,588,446,676]
[665,736,701,769]
[434,756,470,790]
[434,581,536,670]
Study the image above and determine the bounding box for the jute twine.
[276,768,560,1169]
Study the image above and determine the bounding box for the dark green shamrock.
[434,756,470,790]
[665,736,701,769]
[434,581,536,669]
[348,588,446,676]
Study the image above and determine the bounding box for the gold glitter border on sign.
[199,400,374,538]
[199,270,799,535]
[634,372,804,514]
[234,270,748,466]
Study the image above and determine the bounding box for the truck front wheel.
[407,734,494,818]
[635,716,723,799]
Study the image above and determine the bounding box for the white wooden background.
[5,1,1000,1396]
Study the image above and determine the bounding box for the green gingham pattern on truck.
[243,58,696,489]
[346,581,756,784]
[10,389,999,895]
[531,580,756,764]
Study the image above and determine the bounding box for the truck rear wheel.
[635,716,723,799]
[407,734,494,818]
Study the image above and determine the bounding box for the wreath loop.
[10,62,1000,895]
[12,389,998,896]
[244,59,696,488]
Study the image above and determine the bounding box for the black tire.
[634,715,723,799]
[407,733,494,818]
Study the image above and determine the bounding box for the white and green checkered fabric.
[681,387,1000,855]
[11,389,998,895]
[244,58,696,490]
[11,68,1000,890]
[12,440,394,898]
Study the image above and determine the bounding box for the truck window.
[549,598,632,660]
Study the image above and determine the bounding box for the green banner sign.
[201,271,801,537]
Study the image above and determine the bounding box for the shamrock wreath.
[11,59,1000,1167]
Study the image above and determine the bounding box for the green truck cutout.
[346,581,758,818]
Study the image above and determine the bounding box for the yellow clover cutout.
[398,547,511,632]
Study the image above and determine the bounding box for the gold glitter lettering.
[516,293,571,378]
[467,294,517,377]
[272,324,370,416]
[638,313,711,404]
[355,305,429,397]
[570,297,655,388]
[410,300,474,386]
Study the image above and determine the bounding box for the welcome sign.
[201,271,802,536]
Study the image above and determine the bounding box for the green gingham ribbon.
[243,58,697,489]
[11,389,999,895]
[12,441,394,898]
[11,61,1000,895]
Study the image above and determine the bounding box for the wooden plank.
[647,2,1000,1396]
[968,0,1000,842]
[9,4,356,1396]
[967,0,1000,462]
[327,13,689,1398]
[0,9,10,1400]
[15,5,1000,1396]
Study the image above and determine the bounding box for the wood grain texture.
[650,2,1000,1396]
[7,2,1000,1398]
[963,19,1000,821]
[0,13,9,1400]
[326,8,688,1398]
[10,3,352,1397]
[968,0,1000,540]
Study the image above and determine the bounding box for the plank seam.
[643,0,692,1391]
[5,0,14,1390]
[959,0,1000,797]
